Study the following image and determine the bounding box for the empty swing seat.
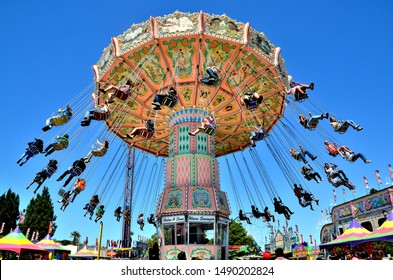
[91,147,108,157]
[113,89,129,100]
[52,140,69,150]
[58,188,65,197]
[93,111,110,120]
[162,96,177,108]
[51,114,69,126]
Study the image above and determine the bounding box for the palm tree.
[70,231,81,246]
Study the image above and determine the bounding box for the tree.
[147,232,158,248]
[229,219,256,246]
[70,231,81,246]
[0,188,20,234]
[19,186,57,240]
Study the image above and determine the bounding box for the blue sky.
[1,0,393,248]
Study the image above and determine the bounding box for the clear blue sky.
[1,0,393,248]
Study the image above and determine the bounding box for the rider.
[26,159,58,194]
[137,213,145,230]
[250,124,265,147]
[240,91,263,108]
[338,145,372,164]
[152,87,177,110]
[324,140,340,157]
[273,197,294,220]
[147,214,156,227]
[200,66,221,85]
[238,210,252,224]
[56,158,87,187]
[58,190,72,211]
[94,205,105,223]
[126,119,155,139]
[301,164,323,183]
[42,105,73,132]
[188,116,216,136]
[286,81,314,101]
[114,206,122,222]
[17,138,44,166]
[81,101,109,127]
[329,116,363,133]
[70,178,86,203]
[43,134,69,156]
[299,112,329,129]
[289,145,317,164]
[84,140,109,163]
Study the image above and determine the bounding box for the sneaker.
[312,156,317,160]
[188,132,195,136]
[108,99,115,104]
[356,126,363,131]
[316,200,319,205]
[42,126,51,132]
[84,159,90,163]
[152,102,161,106]
[153,105,162,110]
[251,144,256,148]
[16,158,22,164]
[365,159,372,164]
[325,113,329,119]
[126,134,134,139]
[309,82,314,90]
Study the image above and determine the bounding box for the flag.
[333,189,337,202]
[375,170,382,185]
[285,219,288,228]
[0,222,4,233]
[363,176,369,189]
[95,238,98,247]
[350,201,356,218]
[351,187,356,196]
[48,221,53,234]
[85,236,88,245]
[278,220,280,227]
[342,187,346,198]
[310,235,313,244]
[283,226,286,233]
[295,225,298,232]
[389,164,393,180]
[31,231,36,241]
[300,234,304,243]
[321,210,325,221]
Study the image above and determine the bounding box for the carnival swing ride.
[19,11,369,260]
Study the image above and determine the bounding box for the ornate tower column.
[157,109,231,260]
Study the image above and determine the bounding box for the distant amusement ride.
[17,11,375,260]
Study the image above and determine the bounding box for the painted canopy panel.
[94,11,289,157]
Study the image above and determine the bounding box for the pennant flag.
[278,220,280,227]
[295,225,299,232]
[351,187,356,196]
[283,226,286,233]
[375,170,382,185]
[95,238,98,247]
[26,228,30,239]
[389,164,393,180]
[285,219,288,228]
[0,222,5,233]
[363,176,369,189]
[31,231,36,241]
[342,187,346,198]
[350,201,356,218]
[333,189,337,202]
[309,235,313,244]
[321,210,325,221]
[48,221,53,234]
[300,234,304,243]
[85,236,88,245]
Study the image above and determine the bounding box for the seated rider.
[84,195,100,219]
[152,87,177,110]
[81,101,109,126]
[188,116,216,136]
[273,197,294,220]
[238,210,252,224]
[286,81,314,101]
[299,112,329,129]
[114,206,122,222]
[293,184,304,203]
[126,119,155,139]
[302,190,319,210]
[70,178,86,203]
[42,105,73,132]
[56,158,87,187]
[329,116,363,133]
[147,214,156,227]
[94,205,105,223]
[250,124,265,147]
[289,145,317,164]
[338,145,371,164]
[324,140,339,157]
[17,138,44,167]
[323,163,349,182]
[264,207,275,222]
[58,190,72,211]
[102,79,134,103]
[301,164,323,183]
[240,91,263,108]
[200,66,221,85]
[43,134,69,156]
[137,213,145,230]
[26,159,58,194]
[84,140,109,163]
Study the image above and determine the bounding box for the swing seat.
[246,100,259,110]
[91,147,108,157]
[200,77,218,86]
[70,166,83,177]
[27,145,40,156]
[139,130,153,139]
[93,111,109,121]
[204,126,215,135]
[336,123,349,134]
[294,93,309,102]
[254,132,265,141]
[137,219,143,225]
[52,140,69,150]
[58,188,65,197]
[114,89,129,100]
[162,96,177,108]
[51,114,69,126]
[45,167,56,177]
